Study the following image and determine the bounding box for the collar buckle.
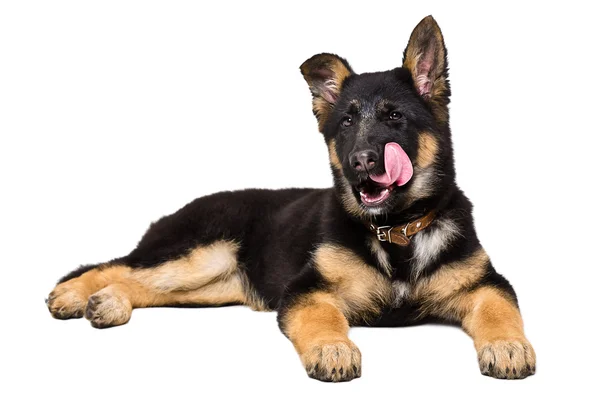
[367,210,436,247]
[374,225,393,243]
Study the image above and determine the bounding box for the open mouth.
[351,142,414,208]
[357,180,394,207]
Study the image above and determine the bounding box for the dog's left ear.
[300,53,354,132]
[403,16,449,103]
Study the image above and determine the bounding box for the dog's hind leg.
[47,240,267,328]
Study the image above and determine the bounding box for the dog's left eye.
[389,111,402,120]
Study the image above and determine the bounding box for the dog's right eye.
[341,117,353,127]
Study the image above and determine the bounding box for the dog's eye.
[341,117,353,127]
[389,111,402,120]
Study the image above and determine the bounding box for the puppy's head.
[301,16,454,218]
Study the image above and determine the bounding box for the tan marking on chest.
[313,244,392,321]
[413,248,489,320]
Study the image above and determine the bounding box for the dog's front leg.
[424,283,537,379]
[461,286,536,379]
[416,249,536,379]
[278,293,361,382]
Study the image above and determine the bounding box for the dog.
[46,16,536,381]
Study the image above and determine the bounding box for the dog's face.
[301,16,453,218]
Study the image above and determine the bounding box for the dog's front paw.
[477,339,536,379]
[301,339,361,382]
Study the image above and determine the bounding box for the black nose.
[350,150,378,171]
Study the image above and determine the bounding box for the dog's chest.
[391,280,412,306]
[368,218,460,307]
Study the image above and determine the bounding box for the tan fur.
[330,60,352,85]
[47,266,130,319]
[85,283,134,327]
[463,287,524,345]
[411,249,520,326]
[47,240,269,325]
[328,139,342,171]
[313,244,392,322]
[283,292,361,382]
[338,177,367,219]
[476,339,536,379]
[404,166,436,208]
[416,131,439,168]
[301,54,352,132]
[413,248,489,317]
[131,241,239,292]
[46,283,87,319]
[463,287,535,378]
[408,247,535,379]
[326,139,368,218]
[312,97,333,132]
[169,274,248,306]
[284,292,347,355]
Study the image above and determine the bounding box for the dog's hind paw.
[84,286,132,328]
[46,283,87,320]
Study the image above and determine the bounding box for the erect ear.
[300,53,354,132]
[403,16,449,103]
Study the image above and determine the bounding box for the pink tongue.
[370,142,413,186]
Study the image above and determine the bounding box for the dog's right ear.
[300,53,353,133]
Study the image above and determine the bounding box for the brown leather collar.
[367,210,437,246]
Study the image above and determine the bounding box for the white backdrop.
[1,1,598,396]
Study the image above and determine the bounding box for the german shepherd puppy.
[46,16,535,381]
